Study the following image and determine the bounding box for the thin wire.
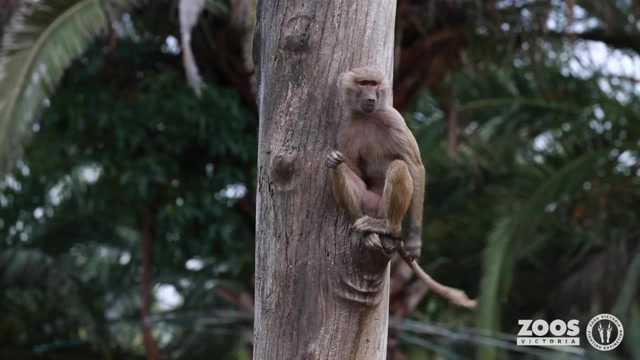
[392,319,586,358]
[400,334,465,360]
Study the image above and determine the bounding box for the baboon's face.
[340,67,387,114]
[355,79,381,113]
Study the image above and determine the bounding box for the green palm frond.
[0,0,140,175]
[627,307,640,359]
[477,150,606,360]
[476,217,512,360]
[614,250,640,315]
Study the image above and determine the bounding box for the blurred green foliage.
[410,62,640,359]
[1,1,640,359]
[1,38,255,358]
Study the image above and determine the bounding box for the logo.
[586,313,624,351]
[516,319,580,346]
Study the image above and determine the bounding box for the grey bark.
[254,1,397,359]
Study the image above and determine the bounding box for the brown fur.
[326,68,477,309]
[327,67,426,258]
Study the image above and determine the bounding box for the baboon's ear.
[377,83,391,109]
[338,70,355,95]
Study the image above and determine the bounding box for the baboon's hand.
[326,150,344,168]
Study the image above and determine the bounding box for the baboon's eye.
[357,80,378,86]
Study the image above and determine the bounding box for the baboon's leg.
[353,160,413,237]
[379,160,414,235]
[330,163,375,220]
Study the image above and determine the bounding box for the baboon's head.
[339,67,388,114]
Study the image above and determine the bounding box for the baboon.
[327,66,424,259]
[327,67,476,308]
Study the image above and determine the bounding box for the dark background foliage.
[1,0,639,359]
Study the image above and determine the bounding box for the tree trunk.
[0,0,19,40]
[141,208,160,360]
[254,1,396,359]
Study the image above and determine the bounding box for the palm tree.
[0,0,144,175]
